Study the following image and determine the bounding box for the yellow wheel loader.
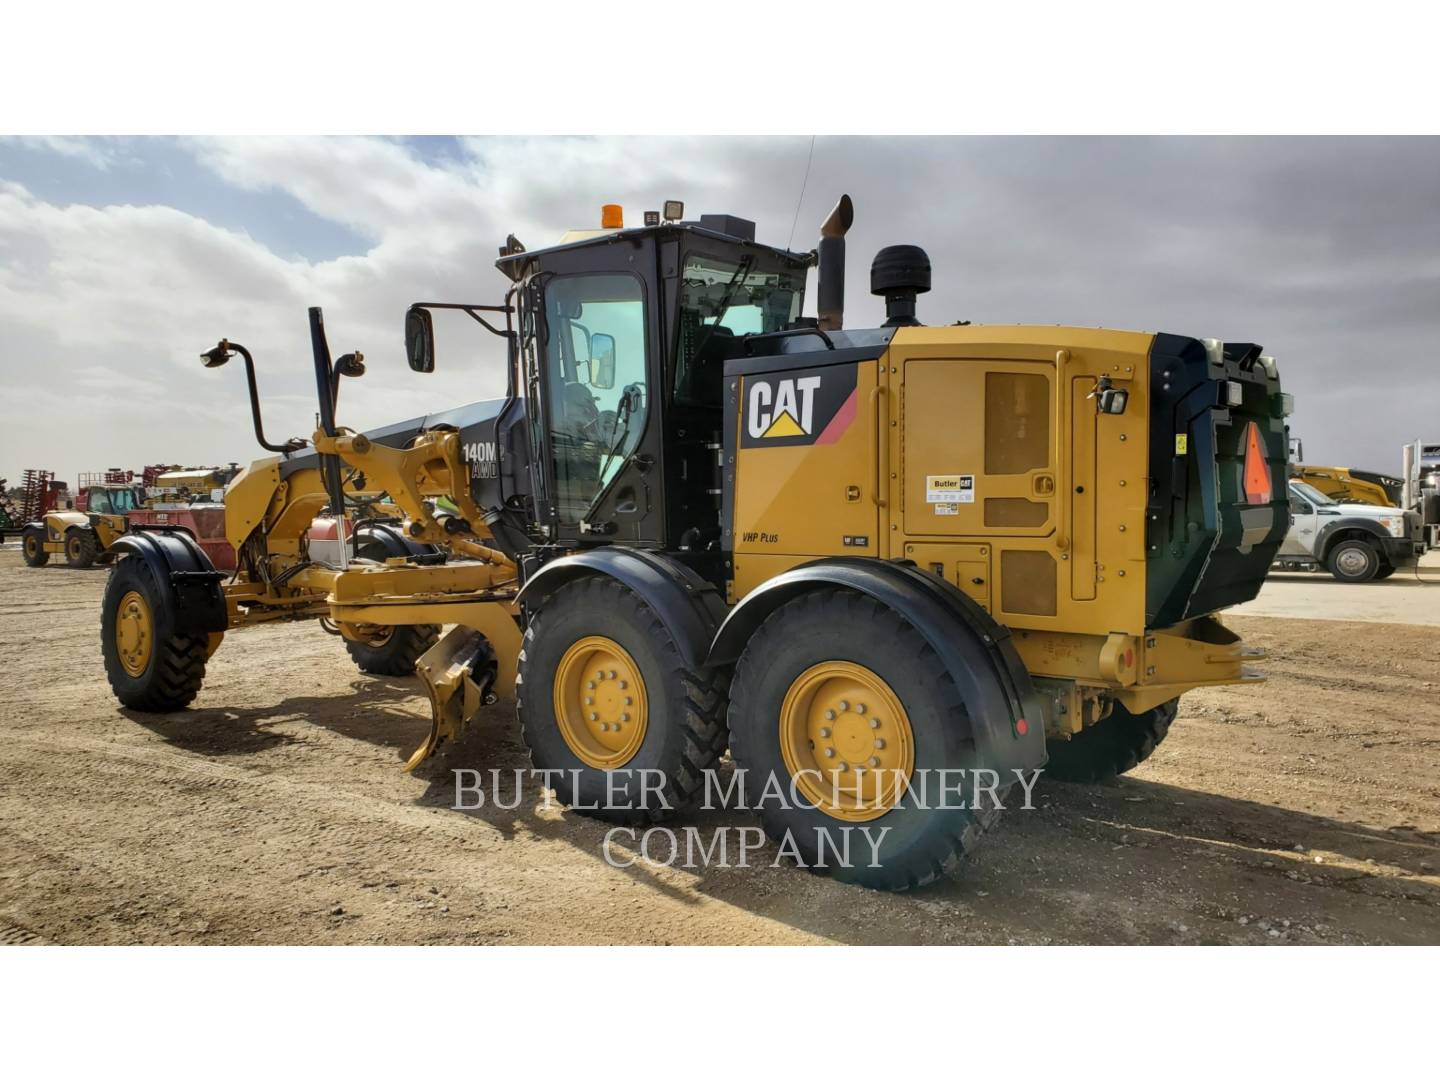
[99,196,1289,889]
[22,480,141,568]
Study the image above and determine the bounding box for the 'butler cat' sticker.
[926,474,974,504]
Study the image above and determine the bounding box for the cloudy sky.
[0,135,1435,490]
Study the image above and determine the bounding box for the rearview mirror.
[589,333,616,389]
[405,306,435,373]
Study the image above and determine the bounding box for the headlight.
[1379,516,1405,537]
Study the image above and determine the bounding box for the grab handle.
[871,384,889,507]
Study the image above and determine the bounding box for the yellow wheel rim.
[779,660,915,822]
[553,635,648,769]
[68,535,82,559]
[24,535,38,558]
[114,589,154,677]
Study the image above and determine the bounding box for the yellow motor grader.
[100,196,1289,889]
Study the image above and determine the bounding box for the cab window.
[544,274,648,524]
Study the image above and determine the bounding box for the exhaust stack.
[816,194,854,332]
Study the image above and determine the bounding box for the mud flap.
[406,627,498,772]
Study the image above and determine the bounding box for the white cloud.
[2,136,128,170]
[0,135,814,486]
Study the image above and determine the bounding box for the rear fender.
[112,526,228,635]
[710,558,1046,776]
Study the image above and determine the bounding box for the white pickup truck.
[1275,479,1424,582]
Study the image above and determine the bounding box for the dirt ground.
[1234,550,1440,625]
[0,547,1437,945]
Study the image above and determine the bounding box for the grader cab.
[100,196,1290,889]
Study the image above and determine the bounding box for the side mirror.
[589,333,616,389]
[405,306,435,373]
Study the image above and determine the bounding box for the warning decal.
[926,474,974,504]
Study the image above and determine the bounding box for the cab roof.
[494,219,813,281]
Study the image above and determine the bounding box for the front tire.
[66,528,99,568]
[101,556,209,711]
[344,624,440,676]
[516,576,729,824]
[1327,538,1380,582]
[729,588,1003,891]
[1374,562,1397,580]
[21,526,48,566]
[1044,698,1179,783]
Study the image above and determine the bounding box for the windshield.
[90,486,141,514]
[675,253,804,407]
[1289,480,1335,507]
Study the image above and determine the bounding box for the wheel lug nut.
[607,670,617,680]
[590,712,599,721]
[621,713,630,723]
[819,727,831,738]
[869,718,880,729]
[585,697,594,706]
[874,738,886,749]
[836,762,848,772]
[838,700,849,712]
[618,681,627,690]
[824,709,836,721]
[869,756,880,767]
[855,703,866,715]
[587,680,596,689]
[823,748,835,758]
[624,697,633,706]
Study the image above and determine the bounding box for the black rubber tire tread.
[1374,563,1396,580]
[1043,698,1179,784]
[100,555,208,711]
[516,576,730,825]
[344,624,440,676]
[1326,538,1380,583]
[66,528,99,568]
[21,526,49,566]
[729,587,1006,892]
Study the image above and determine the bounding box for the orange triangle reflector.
[1243,421,1273,505]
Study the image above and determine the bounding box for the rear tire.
[729,588,1003,891]
[1043,698,1179,784]
[1374,562,1397,580]
[1326,538,1380,582]
[101,555,209,711]
[66,528,99,568]
[21,526,48,566]
[516,576,729,824]
[344,624,440,676]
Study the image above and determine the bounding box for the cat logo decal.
[740,364,858,448]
